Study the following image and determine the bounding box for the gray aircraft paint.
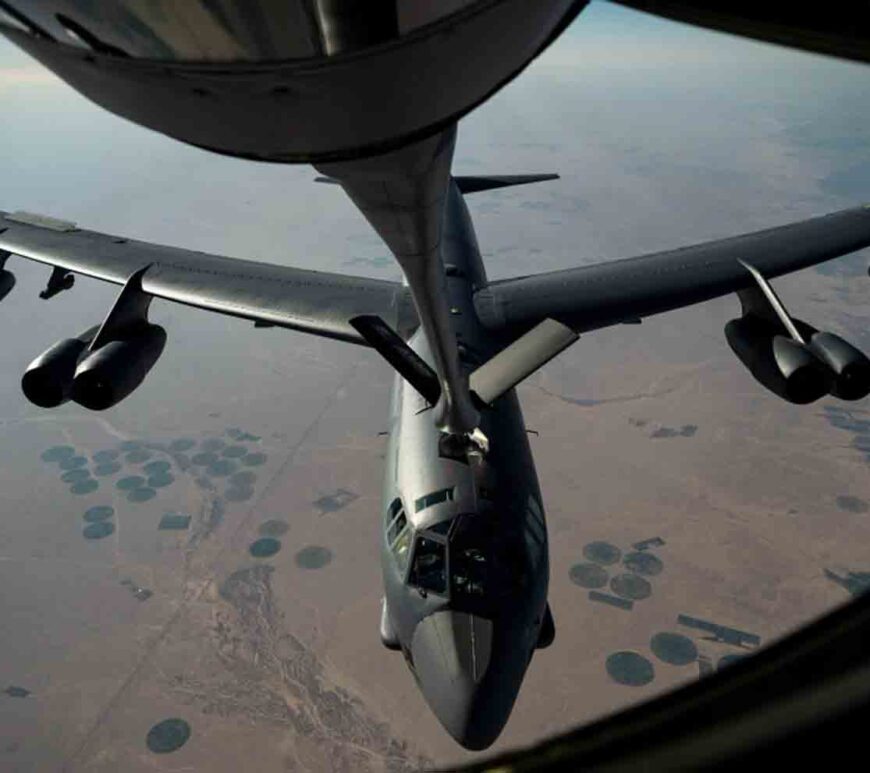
[378,182,550,749]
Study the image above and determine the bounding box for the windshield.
[403,513,528,602]
[409,535,447,595]
[386,498,412,572]
[451,545,487,598]
[449,514,489,599]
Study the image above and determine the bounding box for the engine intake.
[21,326,98,408]
[71,324,166,410]
[725,316,833,404]
[23,338,87,408]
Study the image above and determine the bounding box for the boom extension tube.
[350,314,441,405]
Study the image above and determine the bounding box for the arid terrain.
[1,5,869,769]
[0,263,867,772]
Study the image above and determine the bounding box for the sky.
[0,1,869,767]
[1,12,867,300]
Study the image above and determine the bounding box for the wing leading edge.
[0,210,414,345]
[4,204,869,355]
[474,205,870,335]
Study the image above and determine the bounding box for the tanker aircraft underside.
[1,0,869,751]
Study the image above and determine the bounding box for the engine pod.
[22,337,88,407]
[72,324,166,410]
[772,335,833,404]
[807,331,870,401]
[725,316,833,404]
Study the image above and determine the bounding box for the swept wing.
[0,210,413,345]
[474,205,870,335]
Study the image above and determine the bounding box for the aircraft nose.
[411,610,505,750]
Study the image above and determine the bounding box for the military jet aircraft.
[1,0,869,751]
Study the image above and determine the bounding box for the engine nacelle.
[22,335,90,408]
[0,269,16,303]
[793,321,870,402]
[725,316,833,404]
[71,324,166,410]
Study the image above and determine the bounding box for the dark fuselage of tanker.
[379,182,553,750]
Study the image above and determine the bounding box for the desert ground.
[1,5,869,768]
[0,260,867,771]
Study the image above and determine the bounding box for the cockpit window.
[392,526,412,572]
[387,511,407,544]
[386,497,403,523]
[428,520,452,536]
[409,536,447,595]
[450,514,489,599]
[386,498,411,572]
[414,487,454,513]
[452,546,487,597]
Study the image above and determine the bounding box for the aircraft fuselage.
[379,182,552,750]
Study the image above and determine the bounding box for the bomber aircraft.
[1,0,869,752]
